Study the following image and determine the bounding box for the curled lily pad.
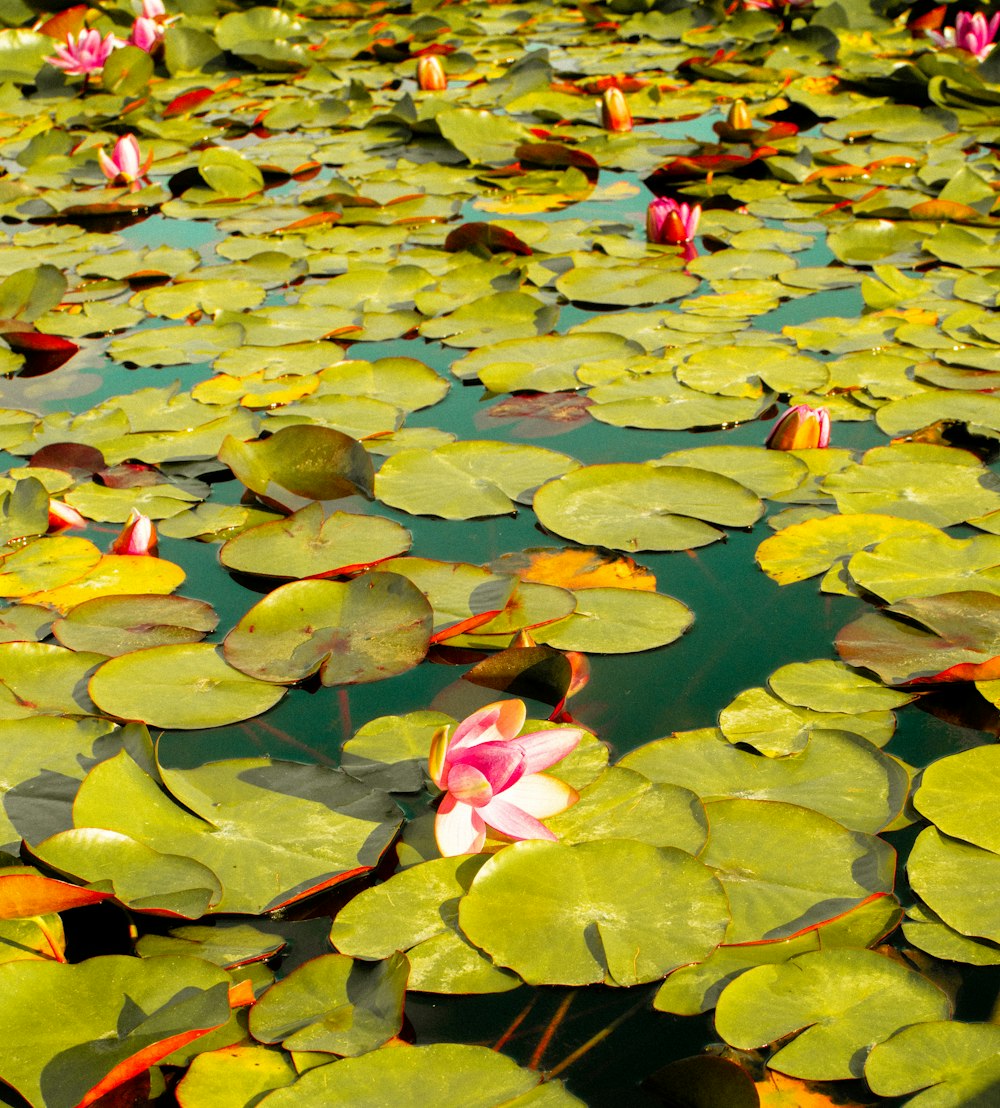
[88,644,285,729]
[223,572,432,686]
[458,839,729,986]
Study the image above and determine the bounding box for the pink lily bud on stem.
[140,0,166,17]
[416,55,448,91]
[48,500,87,530]
[428,699,583,856]
[129,16,163,52]
[765,404,831,450]
[110,509,157,555]
[600,87,632,132]
[646,196,701,245]
[98,135,153,188]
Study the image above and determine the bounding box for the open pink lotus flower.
[429,699,583,856]
[45,29,122,76]
[110,509,157,555]
[600,87,632,132]
[766,404,830,450]
[98,135,153,187]
[927,11,1000,60]
[646,196,701,245]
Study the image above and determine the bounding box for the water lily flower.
[600,87,632,132]
[98,135,153,187]
[109,509,157,555]
[45,29,122,76]
[646,196,701,245]
[48,500,87,530]
[416,55,447,91]
[766,404,831,450]
[927,11,1000,60]
[129,15,163,52]
[743,0,812,10]
[139,0,166,17]
[428,699,583,856]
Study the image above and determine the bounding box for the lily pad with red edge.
[0,866,114,919]
[135,921,286,968]
[46,749,401,916]
[458,839,730,987]
[836,591,1000,685]
[655,896,903,1017]
[444,222,533,255]
[219,503,411,580]
[700,798,896,944]
[0,955,234,1108]
[714,948,951,1081]
[223,572,432,686]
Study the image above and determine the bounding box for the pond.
[1,0,1000,1105]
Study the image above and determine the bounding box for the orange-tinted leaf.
[489,547,657,592]
[756,1069,864,1107]
[917,655,1000,683]
[163,88,216,117]
[430,609,503,643]
[37,5,88,39]
[0,872,113,919]
[444,222,533,255]
[515,143,600,181]
[909,199,982,222]
[227,979,256,1008]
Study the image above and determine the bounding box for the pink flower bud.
[765,404,831,450]
[129,16,163,52]
[48,500,87,530]
[110,509,157,555]
[98,135,152,186]
[646,196,701,245]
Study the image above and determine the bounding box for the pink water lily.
[140,0,166,16]
[129,16,163,52]
[646,196,701,245]
[927,11,1000,60]
[429,699,583,856]
[109,509,157,555]
[98,135,153,186]
[766,404,830,450]
[45,29,122,76]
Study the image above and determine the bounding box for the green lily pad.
[223,572,432,686]
[655,445,808,499]
[376,441,579,520]
[0,536,102,598]
[249,952,406,1056]
[52,595,218,656]
[533,463,763,553]
[767,659,916,713]
[88,644,285,729]
[247,1043,583,1107]
[531,587,693,653]
[914,745,1000,854]
[587,373,773,432]
[136,922,286,967]
[219,503,411,579]
[329,856,519,994]
[556,258,698,307]
[419,291,558,348]
[903,901,1000,968]
[0,641,104,719]
[714,948,951,1080]
[176,1044,297,1108]
[865,1021,1000,1108]
[0,955,233,1108]
[623,726,907,834]
[55,750,401,915]
[458,839,729,986]
[908,826,1000,943]
[700,798,896,944]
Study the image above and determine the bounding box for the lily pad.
[52,595,218,656]
[458,839,729,986]
[914,745,1000,854]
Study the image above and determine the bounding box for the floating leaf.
[914,746,1000,854]
[714,948,951,1080]
[219,503,411,579]
[459,839,729,986]
[532,587,693,654]
[52,595,218,656]
[223,573,432,686]
[88,644,285,729]
[176,1045,297,1108]
[908,827,1000,943]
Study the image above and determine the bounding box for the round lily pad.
[532,587,693,653]
[533,463,763,553]
[52,595,218,656]
[914,745,1000,854]
[88,644,285,729]
[223,572,432,686]
[458,839,729,986]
